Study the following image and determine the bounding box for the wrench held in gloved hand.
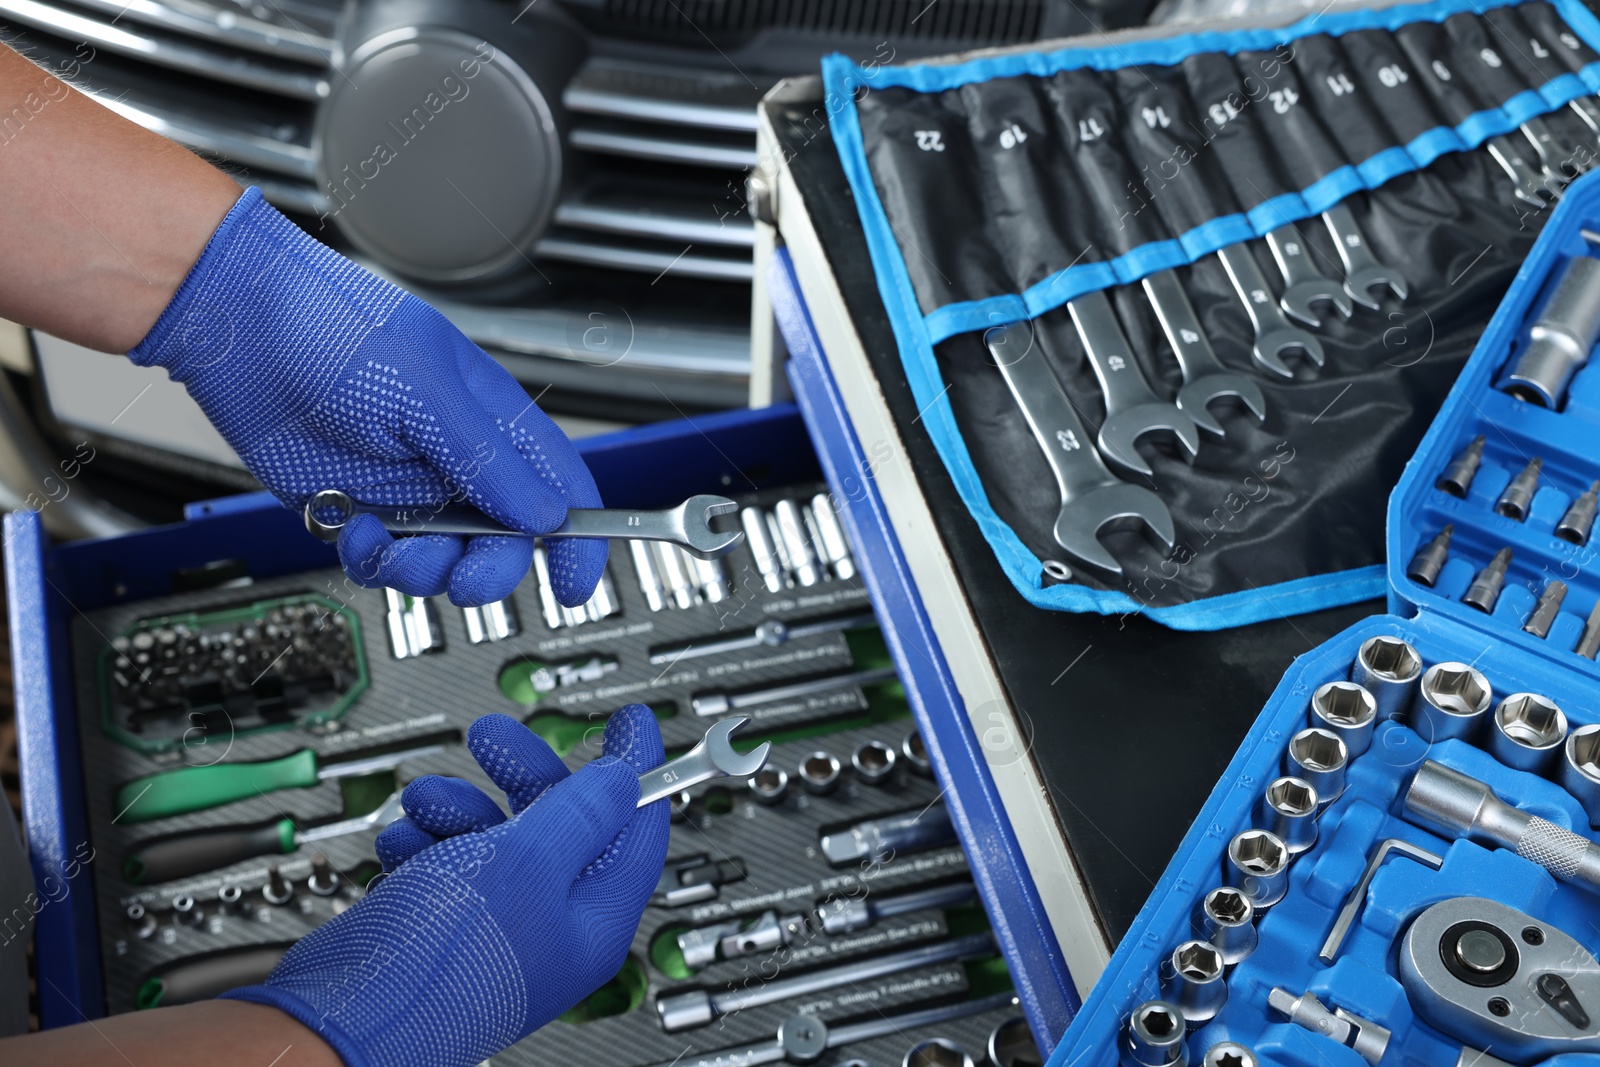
[222,707,670,1067]
[130,187,607,609]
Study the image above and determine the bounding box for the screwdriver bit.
[1524,580,1568,639]
[1406,525,1453,587]
[1557,480,1600,546]
[1496,457,1543,521]
[1463,547,1513,613]
[1437,435,1485,498]
[1580,600,1600,661]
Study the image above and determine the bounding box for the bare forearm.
[0,43,241,352]
[0,1000,343,1067]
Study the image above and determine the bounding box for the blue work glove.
[221,706,669,1067]
[130,187,605,607]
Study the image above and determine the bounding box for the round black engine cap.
[316,27,562,282]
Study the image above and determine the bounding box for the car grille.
[0,0,761,413]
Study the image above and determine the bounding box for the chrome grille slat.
[533,237,754,282]
[55,0,335,65]
[569,125,757,169]
[563,57,765,132]
[0,0,328,98]
[94,93,316,179]
[554,201,752,248]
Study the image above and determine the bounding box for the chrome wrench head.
[637,716,771,807]
[1177,373,1267,436]
[1343,265,1409,311]
[665,495,744,560]
[1053,482,1176,581]
[1280,278,1354,328]
[1097,404,1201,479]
[1253,327,1325,378]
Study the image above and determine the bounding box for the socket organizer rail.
[1052,172,1600,1067]
[8,406,1033,1067]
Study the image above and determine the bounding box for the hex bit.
[1496,457,1543,520]
[1524,580,1568,639]
[1557,480,1600,545]
[1436,435,1485,497]
[1406,525,1453,588]
[1579,600,1600,661]
[1462,547,1513,613]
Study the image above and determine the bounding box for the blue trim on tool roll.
[770,248,1081,1048]
[822,0,1600,626]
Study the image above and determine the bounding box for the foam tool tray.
[10,406,1035,1067]
[1050,173,1600,1066]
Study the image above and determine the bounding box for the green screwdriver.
[114,739,448,824]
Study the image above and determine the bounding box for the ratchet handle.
[116,750,321,824]
[984,322,1118,502]
[123,819,296,885]
[1143,271,1228,380]
[1068,290,1160,413]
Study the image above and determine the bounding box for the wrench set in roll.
[68,480,1035,1066]
[1055,168,1600,1067]
[824,0,1600,620]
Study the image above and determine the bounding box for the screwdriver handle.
[122,818,298,885]
[115,750,322,824]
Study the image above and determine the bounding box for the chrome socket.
[1436,435,1485,497]
[1197,886,1257,965]
[747,767,788,805]
[851,739,897,785]
[1502,253,1600,408]
[902,730,933,776]
[126,903,156,939]
[216,884,244,915]
[1561,724,1600,827]
[987,1018,1036,1067]
[1201,1044,1258,1067]
[1488,693,1568,774]
[1123,1001,1190,1067]
[1224,830,1290,910]
[1349,635,1422,721]
[1557,480,1600,546]
[1286,728,1348,807]
[798,752,842,795]
[1411,662,1493,743]
[1495,457,1542,521]
[171,894,203,928]
[1259,776,1320,854]
[903,1039,974,1067]
[1160,940,1228,1026]
[1309,681,1377,758]
[1406,525,1453,588]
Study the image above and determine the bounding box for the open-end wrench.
[1265,225,1354,327]
[638,716,770,807]
[1068,290,1200,478]
[1522,117,1587,182]
[1486,135,1558,207]
[985,321,1174,580]
[1142,270,1266,436]
[1323,204,1408,309]
[1217,244,1325,378]
[304,490,744,561]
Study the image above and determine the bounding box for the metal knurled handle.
[1518,817,1588,879]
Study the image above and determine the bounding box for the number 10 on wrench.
[637,717,770,807]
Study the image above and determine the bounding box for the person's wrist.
[221,984,368,1067]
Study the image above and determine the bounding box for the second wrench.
[1143,270,1267,437]
[1218,243,1326,377]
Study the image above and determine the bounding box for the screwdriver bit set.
[1057,171,1600,1067]
[12,406,1032,1067]
[816,0,1600,623]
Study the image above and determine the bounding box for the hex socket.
[902,730,932,777]
[1286,728,1348,807]
[748,767,788,805]
[1349,636,1422,721]
[851,740,897,786]
[1487,693,1567,774]
[1503,254,1600,408]
[1561,725,1600,829]
[903,1039,974,1067]
[1202,1044,1258,1067]
[1224,829,1290,910]
[1125,1001,1190,1067]
[1160,940,1228,1026]
[1411,662,1493,744]
[1259,776,1320,854]
[1309,681,1377,758]
[798,752,841,795]
[1198,885,1257,965]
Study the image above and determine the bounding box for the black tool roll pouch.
[821,0,1600,629]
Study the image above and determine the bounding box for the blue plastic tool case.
[1040,172,1600,1064]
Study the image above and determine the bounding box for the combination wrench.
[305,490,744,561]
[985,321,1174,580]
[1068,290,1201,478]
[637,716,770,807]
[1143,270,1267,436]
[1322,203,1409,309]
[1216,244,1326,378]
[1264,225,1354,327]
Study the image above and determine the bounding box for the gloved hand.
[130,187,605,608]
[221,706,669,1067]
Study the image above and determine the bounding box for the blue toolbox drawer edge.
[772,247,1081,1048]
[8,404,817,1028]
